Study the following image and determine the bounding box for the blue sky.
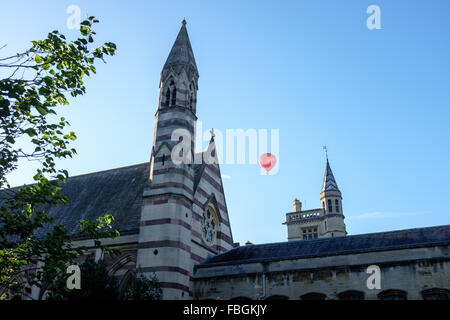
[2,0,450,244]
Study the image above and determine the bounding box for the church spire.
[162,19,198,78]
[159,20,199,113]
[322,159,340,193]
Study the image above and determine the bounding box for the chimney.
[293,198,302,212]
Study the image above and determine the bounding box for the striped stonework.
[192,160,234,253]
[16,21,233,301]
[136,22,233,299]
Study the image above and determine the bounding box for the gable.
[193,161,234,251]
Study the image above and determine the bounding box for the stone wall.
[193,244,450,300]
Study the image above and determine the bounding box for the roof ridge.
[199,224,450,267]
[6,162,149,190]
[64,162,149,180]
[224,224,450,250]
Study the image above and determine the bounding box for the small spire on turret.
[323,145,328,160]
[322,158,340,192]
[321,147,339,193]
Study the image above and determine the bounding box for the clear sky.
[2,0,450,245]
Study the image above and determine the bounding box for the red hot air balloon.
[259,153,277,174]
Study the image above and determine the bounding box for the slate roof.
[27,163,150,240]
[3,156,218,241]
[163,20,198,74]
[198,225,450,267]
[322,159,340,192]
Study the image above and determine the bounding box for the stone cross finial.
[182,19,187,26]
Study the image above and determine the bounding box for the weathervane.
[323,145,328,159]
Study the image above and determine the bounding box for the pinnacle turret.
[322,159,340,193]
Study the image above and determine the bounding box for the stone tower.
[136,20,234,300]
[284,158,347,241]
[136,20,199,300]
[319,158,346,238]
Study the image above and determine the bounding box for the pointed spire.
[162,20,198,76]
[322,159,340,192]
[209,128,215,143]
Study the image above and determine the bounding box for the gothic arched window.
[327,199,332,213]
[338,290,364,300]
[187,82,195,111]
[378,289,407,300]
[189,94,193,110]
[265,295,289,300]
[171,86,177,106]
[301,292,326,300]
[201,205,218,245]
[421,288,450,300]
[230,296,252,301]
[165,88,171,107]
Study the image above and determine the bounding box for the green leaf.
[0,99,10,108]
[0,99,10,116]
[24,128,37,137]
[35,54,44,64]
[80,26,90,36]
[35,106,49,115]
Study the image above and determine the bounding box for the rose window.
[201,206,217,244]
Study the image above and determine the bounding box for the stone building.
[194,225,450,300]
[7,21,450,300]
[193,159,450,300]
[284,159,346,241]
[16,20,234,300]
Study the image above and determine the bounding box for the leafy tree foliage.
[0,17,119,300]
[122,271,162,301]
[47,256,117,300]
[47,257,162,301]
